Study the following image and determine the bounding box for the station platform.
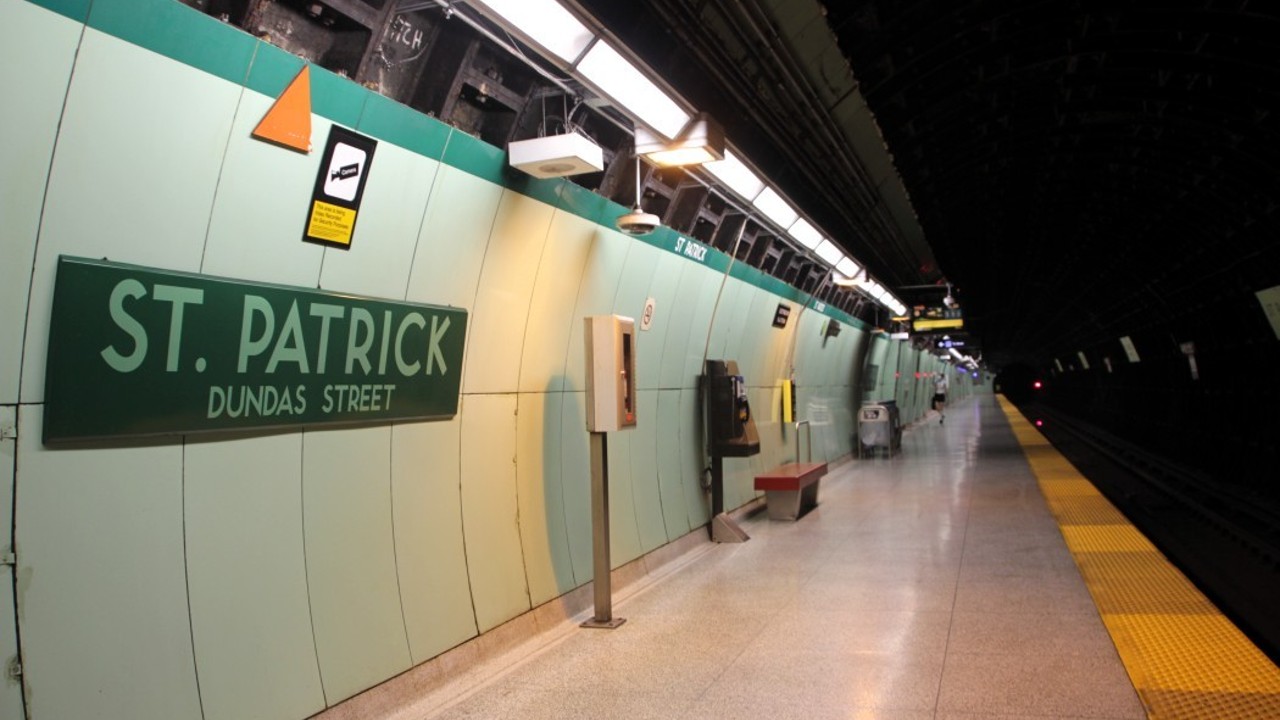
[324,393,1280,720]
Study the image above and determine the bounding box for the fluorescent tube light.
[577,41,689,138]
[787,218,822,249]
[703,150,765,201]
[635,114,724,167]
[814,239,843,266]
[471,0,595,64]
[752,187,798,229]
[836,257,861,278]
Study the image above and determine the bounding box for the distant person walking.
[933,371,949,424]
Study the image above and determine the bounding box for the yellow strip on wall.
[998,395,1280,719]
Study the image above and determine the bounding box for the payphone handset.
[731,373,750,432]
[704,359,760,456]
[584,315,637,432]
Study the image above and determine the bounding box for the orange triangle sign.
[253,65,312,153]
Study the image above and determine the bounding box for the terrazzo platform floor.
[413,394,1146,720]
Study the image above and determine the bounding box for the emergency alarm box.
[584,315,637,432]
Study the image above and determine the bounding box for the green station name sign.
[43,256,467,443]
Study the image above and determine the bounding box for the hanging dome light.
[615,154,660,236]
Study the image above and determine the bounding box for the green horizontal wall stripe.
[556,180,611,226]
[441,130,505,185]
[25,0,875,329]
[26,0,90,22]
[88,0,255,85]
[310,64,367,130]
[244,41,306,106]
[357,92,449,161]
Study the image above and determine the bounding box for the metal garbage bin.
[858,400,901,457]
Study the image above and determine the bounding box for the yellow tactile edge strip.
[998,396,1280,719]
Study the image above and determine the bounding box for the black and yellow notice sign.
[304,125,376,248]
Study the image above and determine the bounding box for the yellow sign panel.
[913,318,965,331]
[307,200,357,246]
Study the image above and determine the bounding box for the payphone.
[705,359,759,456]
[703,359,759,542]
[585,315,637,432]
[581,315,636,629]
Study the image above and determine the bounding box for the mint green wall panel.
[680,267,727,387]
[320,142,440,299]
[656,262,705,389]
[518,212,596,393]
[561,228,631,395]
[20,28,239,403]
[201,92,327,287]
[678,388,712,528]
[185,433,325,720]
[643,253,684,390]
[515,392,575,604]
[720,283,759,381]
[462,192,555,394]
[559,391,593,583]
[659,263,719,389]
[391,420,479,663]
[0,407,20,720]
[704,278,746,366]
[654,389,691,537]
[302,426,411,704]
[407,164,504,309]
[460,394,531,630]
[15,406,200,720]
[730,285,783,389]
[629,390,668,552]
[611,243,664,390]
[0,0,78,405]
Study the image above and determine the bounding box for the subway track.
[1018,401,1280,666]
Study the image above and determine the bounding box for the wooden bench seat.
[754,461,827,520]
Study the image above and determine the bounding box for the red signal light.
[1034,419,1044,427]
[1033,380,1043,390]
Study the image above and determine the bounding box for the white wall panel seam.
[297,430,331,707]
[454,140,506,396]
[14,19,86,405]
[384,430,415,668]
[178,441,209,719]
[396,144,448,303]
[197,42,256,277]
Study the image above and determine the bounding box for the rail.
[794,420,812,463]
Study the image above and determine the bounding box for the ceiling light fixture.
[787,218,823,250]
[752,187,798,229]
[577,40,690,138]
[814,239,844,266]
[616,154,660,236]
[469,0,594,64]
[634,113,725,167]
[703,149,765,201]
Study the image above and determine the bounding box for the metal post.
[582,431,625,629]
[710,454,724,518]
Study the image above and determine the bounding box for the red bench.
[754,461,827,520]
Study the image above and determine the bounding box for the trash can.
[858,400,901,457]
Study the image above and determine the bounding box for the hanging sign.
[303,125,377,248]
[42,256,467,444]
